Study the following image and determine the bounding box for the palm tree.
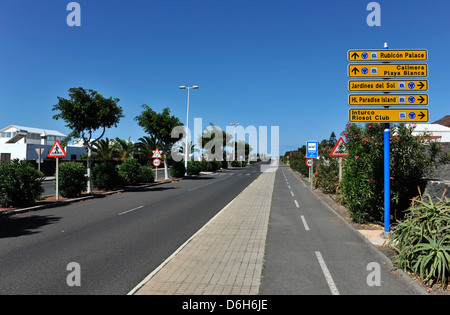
[113,137,135,162]
[92,138,116,162]
[135,136,159,167]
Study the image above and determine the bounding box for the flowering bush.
[314,139,340,193]
[339,123,439,223]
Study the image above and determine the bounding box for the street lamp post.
[179,85,199,176]
[229,123,239,166]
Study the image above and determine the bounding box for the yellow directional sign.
[348,80,428,92]
[349,109,429,123]
[348,50,428,62]
[349,94,428,106]
[348,64,427,78]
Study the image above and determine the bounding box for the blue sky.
[1,0,449,155]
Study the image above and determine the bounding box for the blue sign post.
[306,141,318,190]
[383,43,391,237]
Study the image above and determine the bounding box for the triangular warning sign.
[48,140,67,158]
[152,148,162,159]
[330,137,348,157]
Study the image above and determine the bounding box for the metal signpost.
[306,141,318,190]
[330,137,348,181]
[35,147,45,172]
[347,44,429,236]
[47,140,67,200]
[152,149,162,181]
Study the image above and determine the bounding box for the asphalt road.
[0,164,263,295]
[260,164,424,295]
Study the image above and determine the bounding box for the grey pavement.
[131,166,276,295]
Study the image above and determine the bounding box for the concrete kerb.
[288,167,429,295]
[0,178,180,218]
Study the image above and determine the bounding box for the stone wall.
[422,142,450,200]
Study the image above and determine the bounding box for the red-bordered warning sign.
[330,137,348,157]
[47,140,67,158]
[306,158,314,167]
[153,159,161,167]
[152,148,162,159]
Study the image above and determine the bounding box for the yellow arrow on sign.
[348,50,428,62]
[349,109,429,123]
[349,94,428,106]
[348,80,428,92]
[348,64,427,78]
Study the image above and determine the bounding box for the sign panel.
[330,137,348,157]
[153,158,161,167]
[348,50,428,62]
[349,94,428,106]
[349,109,429,123]
[348,64,427,78]
[348,80,428,92]
[152,148,162,159]
[306,141,318,158]
[48,140,67,158]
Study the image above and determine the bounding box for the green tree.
[134,105,182,179]
[113,137,135,162]
[52,87,124,193]
[93,138,117,162]
[135,136,160,167]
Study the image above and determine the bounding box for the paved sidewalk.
[132,169,276,295]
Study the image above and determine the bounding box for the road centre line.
[294,200,299,208]
[118,206,144,216]
[315,251,340,295]
[300,215,310,231]
[290,191,295,197]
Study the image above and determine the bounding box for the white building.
[0,125,86,162]
[411,123,450,142]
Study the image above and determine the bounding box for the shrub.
[140,166,154,183]
[388,194,450,288]
[187,161,202,175]
[58,162,87,198]
[339,123,439,223]
[315,157,339,194]
[170,161,186,178]
[210,160,222,172]
[92,162,124,190]
[117,158,142,185]
[0,159,44,207]
[201,160,212,171]
[231,161,241,167]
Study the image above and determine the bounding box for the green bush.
[140,166,154,183]
[0,159,44,207]
[388,194,450,288]
[187,161,202,175]
[170,161,186,178]
[210,160,222,172]
[201,160,212,171]
[58,162,87,198]
[339,123,438,223]
[117,158,142,185]
[92,162,124,190]
[231,161,241,167]
[315,157,339,194]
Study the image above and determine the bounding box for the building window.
[0,153,11,162]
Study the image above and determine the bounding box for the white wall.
[0,143,27,160]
